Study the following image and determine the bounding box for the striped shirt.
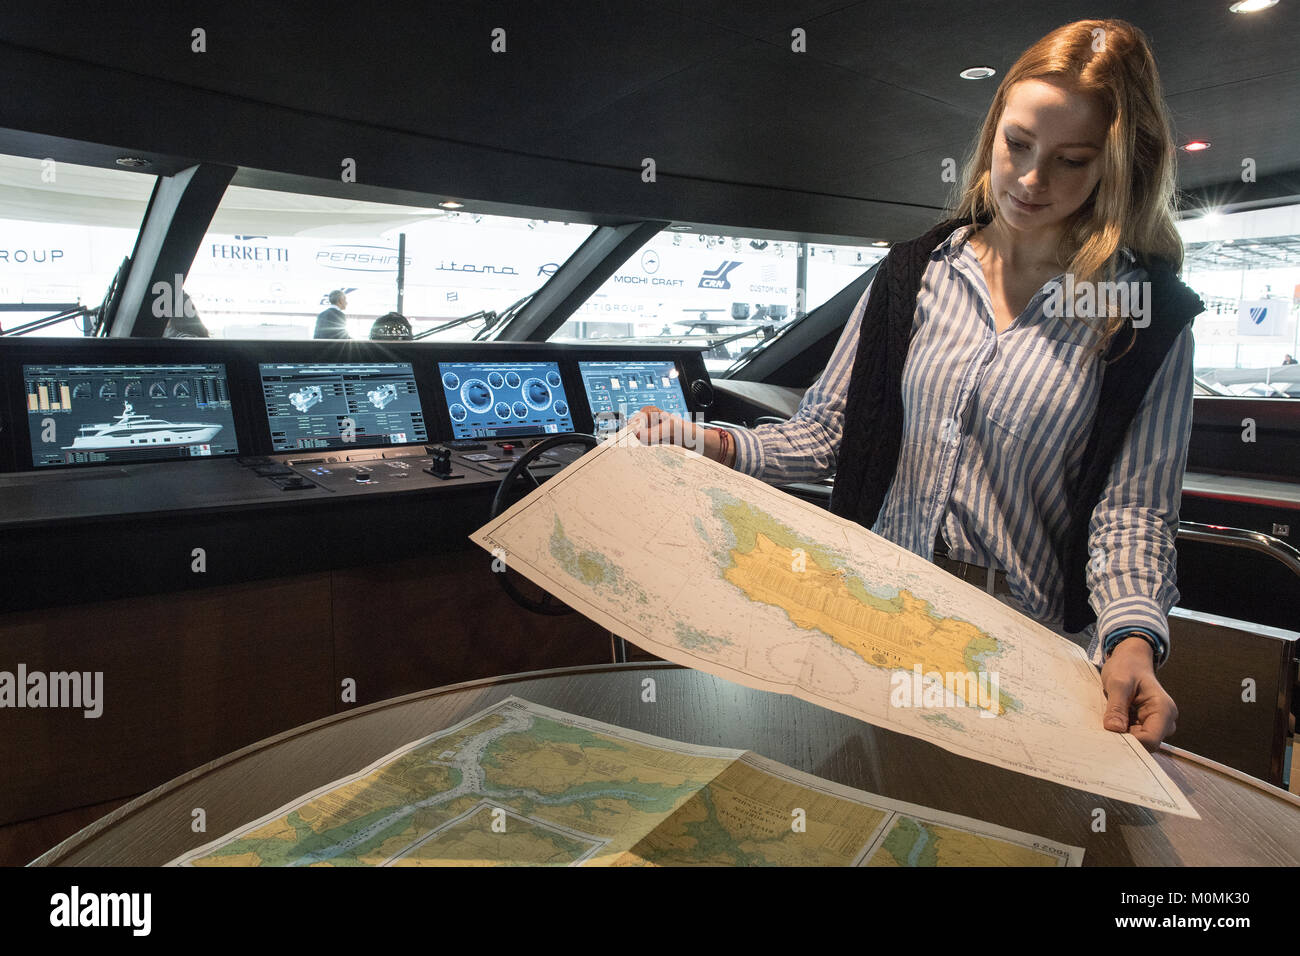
[730,223,1195,666]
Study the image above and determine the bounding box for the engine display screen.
[437,361,574,439]
[259,362,428,451]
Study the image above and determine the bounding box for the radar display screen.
[578,360,687,436]
[259,362,428,451]
[438,361,574,438]
[23,362,239,467]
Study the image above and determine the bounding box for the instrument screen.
[438,360,574,438]
[23,362,239,467]
[259,362,428,452]
[578,360,687,436]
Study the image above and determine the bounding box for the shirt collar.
[933,222,1137,268]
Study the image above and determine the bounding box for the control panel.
[0,339,715,531]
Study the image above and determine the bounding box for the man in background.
[314,289,349,338]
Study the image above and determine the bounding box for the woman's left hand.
[1099,638,1178,751]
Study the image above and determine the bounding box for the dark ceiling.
[0,0,1297,242]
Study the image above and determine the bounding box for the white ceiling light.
[1229,0,1279,13]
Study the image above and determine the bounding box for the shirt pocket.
[982,338,1089,442]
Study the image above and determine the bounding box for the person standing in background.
[314,289,349,338]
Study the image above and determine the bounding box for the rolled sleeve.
[1086,325,1195,668]
[730,425,767,478]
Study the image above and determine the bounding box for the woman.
[635,19,1203,752]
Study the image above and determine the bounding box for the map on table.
[469,435,1197,819]
[170,697,1082,866]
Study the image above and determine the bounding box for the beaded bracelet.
[1103,629,1167,666]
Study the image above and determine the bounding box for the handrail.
[1177,521,1300,580]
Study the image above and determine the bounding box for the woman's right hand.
[631,405,735,467]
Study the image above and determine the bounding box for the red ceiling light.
[1181,140,1212,152]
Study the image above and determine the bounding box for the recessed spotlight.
[1229,0,1278,13]
[871,240,889,247]
[438,200,464,209]
[114,157,150,168]
[1181,140,1212,152]
[667,224,693,231]
[960,67,997,80]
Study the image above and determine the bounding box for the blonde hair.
[949,19,1184,359]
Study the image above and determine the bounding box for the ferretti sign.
[209,241,289,262]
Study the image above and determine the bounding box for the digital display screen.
[438,361,574,438]
[259,362,428,452]
[23,362,239,467]
[578,360,687,435]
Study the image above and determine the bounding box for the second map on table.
[171,697,1082,866]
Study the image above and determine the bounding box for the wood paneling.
[0,795,133,867]
[0,557,618,832]
[1160,609,1296,786]
[330,554,616,704]
[0,574,335,826]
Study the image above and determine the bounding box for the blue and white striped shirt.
[730,224,1195,666]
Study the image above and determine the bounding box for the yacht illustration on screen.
[62,402,223,450]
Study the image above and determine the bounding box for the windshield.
[185,185,596,339]
[548,226,888,376]
[0,151,156,336]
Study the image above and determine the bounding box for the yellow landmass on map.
[866,817,1065,867]
[480,725,735,862]
[296,761,458,835]
[391,805,599,866]
[724,532,1004,714]
[611,758,889,866]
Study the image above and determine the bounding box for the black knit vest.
[828,217,1204,634]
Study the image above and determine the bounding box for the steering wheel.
[488,433,601,615]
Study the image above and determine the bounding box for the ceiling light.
[960,67,996,80]
[1181,140,1212,152]
[115,157,150,167]
[1229,0,1278,13]
[438,200,464,209]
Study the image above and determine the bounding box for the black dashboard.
[0,337,715,612]
[0,338,712,474]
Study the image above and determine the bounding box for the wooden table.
[33,663,1300,866]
